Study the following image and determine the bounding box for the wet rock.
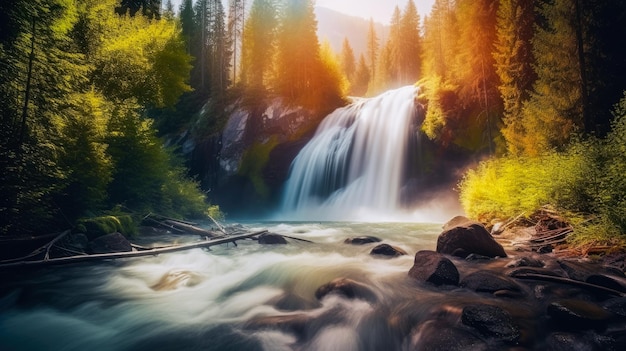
[585,274,626,294]
[465,253,493,261]
[370,243,407,258]
[344,236,382,245]
[558,260,595,281]
[544,332,599,351]
[270,292,321,311]
[67,233,89,251]
[507,267,563,278]
[461,304,520,343]
[547,299,611,330]
[437,218,507,258]
[460,271,524,295]
[405,319,488,351]
[603,253,626,272]
[88,232,131,254]
[506,255,545,268]
[315,277,377,303]
[258,232,288,245]
[408,250,460,286]
[538,245,553,254]
[602,297,626,317]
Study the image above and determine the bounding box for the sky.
[170,1,436,25]
[315,0,435,24]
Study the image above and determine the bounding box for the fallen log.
[513,273,625,297]
[0,230,268,270]
[163,220,218,237]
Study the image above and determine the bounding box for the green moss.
[238,137,280,198]
[77,215,136,240]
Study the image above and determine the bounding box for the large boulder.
[408,250,460,286]
[88,232,132,254]
[437,216,507,258]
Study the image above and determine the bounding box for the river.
[0,221,452,351]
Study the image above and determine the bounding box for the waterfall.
[280,86,420,221]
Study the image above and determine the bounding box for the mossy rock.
[77,215,137,240]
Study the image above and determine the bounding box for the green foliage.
[238,137,279,198]
[460,93,626,241]
[77,214,135,240]
[105,100,208,219]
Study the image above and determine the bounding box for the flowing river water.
[0,221,458,351]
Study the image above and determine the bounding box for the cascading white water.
[281,86,419,220]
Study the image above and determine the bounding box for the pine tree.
[352,54,371,96]
[240,0,278,89]
[398,0,422,84]
[520,0,583,155]
[366,18,379,81]
[494,0,536,154]
[227,0,246,84]
[340,37,356,89]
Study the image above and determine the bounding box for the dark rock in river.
[460,271,523,295]
[315,277,377,303]
[461,304,520,343]
[370,243,407,258]
[547,299,611,330]
[544,332,600,351]
[585,274,626,294]
[88,232,131,254]
[344,236,382,245]
[405,319,488,351]
[602,297,626,318]
[506,255,545,268]
[408,250,459,286]
[558,260,596,281]
[437,216,507,258]
[258,232,288,245]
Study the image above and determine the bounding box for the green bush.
[238,137,279,198]
[77,215,135,240]
[459,92,626,245]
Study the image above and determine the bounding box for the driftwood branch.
[514,273,625,297]
[0,230,268,270]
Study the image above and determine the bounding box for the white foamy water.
[280,86,422,221]
[0,222,444,351]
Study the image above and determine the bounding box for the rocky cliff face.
[183,97,324,217]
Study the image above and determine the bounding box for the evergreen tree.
[115,0,162,19]
[340,37,356,90]
[240,0,279,89]
[398,0,422,84]
[494,0,536,154]
[366,18,379,81]
[227,0,246,83]
[520,0,583,155]
[352,54,371,96]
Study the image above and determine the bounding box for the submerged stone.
[370,243,407,258]
[460,271,523,295]
[405,320,488,351]
[547,299,611,330]
[408,250,459,286]
[88,232,131,254]
[315,277,377,303]
[344,236,382,245]
[258,232,288,245]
